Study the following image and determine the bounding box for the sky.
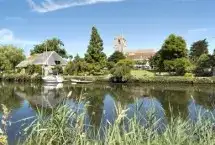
[0,0,215,57]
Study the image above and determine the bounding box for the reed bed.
[21,103,215,145]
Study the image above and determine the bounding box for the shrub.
[194,54,213,77]
[52,65,63,75]
[110,59,133,82]
[164,58,192,76]
[184,73,194,78]
[25,65,42,75]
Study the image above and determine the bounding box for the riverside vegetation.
[0,27,215,83]
[0,83,215,144]
[20,104,215,145]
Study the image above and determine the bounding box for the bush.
[194,54,213,77]
[184,73,194,78]
[164,58,192,76]
[64,61,73,75]
[25,65,42,75]
[52,65,63,75]
[110,59,133,83]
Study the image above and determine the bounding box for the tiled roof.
[127,49,156,60]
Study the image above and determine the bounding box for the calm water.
[1,82,215,144]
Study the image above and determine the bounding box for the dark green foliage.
[194,54,213,76]
[149,50,162,71]
[111,59,134,82]
[64,61,73,75]
[161,34,188,60]
[64,54,88,75]
[30,38,67,58]
[0,45,25,72]
[150,34,189,75]
[135,60,147,65]
[107,61,115,70]
[26,65,42,75]
[164,58,192,75]
[85,27,107,72]
[0,73,41,82]
[190,39,208,62]
[52,65,63,75]
[108,51,125,63]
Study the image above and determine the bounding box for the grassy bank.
[1,71,215,84]
[21,104,215,145]
[0,74,42,82]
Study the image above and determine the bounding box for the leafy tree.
[151,34,188,73]
[26,65,42,75]
[190,39,208,62]
[161,34,188,60]
[85,27,107,72]
[108,51,125,63]
[149,50,162,71]
[30,38,67,58]
[64,54,88,75]
[194,54,213,76]
[0,45,25,71]
[110,59,134,82]
[164,58,192,75]
[64,61,73,75]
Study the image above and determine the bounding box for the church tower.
[114,35,127,53]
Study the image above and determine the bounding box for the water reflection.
[1,82,215,144]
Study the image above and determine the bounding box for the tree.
[0,45,25,71]
[64,54,88,75]
[108,51,125,63]
[30,38,67,58]
[85,27,107,72]
[164,58,192,75]
[190,39,208,62]
[110,59,134,82]
[161,34,188,60]
[194,54,213,76]
[151,34,188,74]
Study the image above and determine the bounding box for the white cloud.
[27,0,125,13]
[0,29,37,45]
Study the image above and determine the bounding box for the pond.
[1,82,215,144]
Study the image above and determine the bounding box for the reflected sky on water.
[1,82,215,144]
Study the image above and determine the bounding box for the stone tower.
[114,35,127,53]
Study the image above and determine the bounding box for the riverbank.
[0,74,42,82]
[68,75,215,84]
[1,73,215,84]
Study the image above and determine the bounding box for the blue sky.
[0,0,215,56]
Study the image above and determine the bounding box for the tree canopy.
[190,39,208,62]
[85,27,107,72]
[150,34,189,74]
[160,34,188,60]
[30,38,67,58]
[0,45,25,71]
[108,51,125,63]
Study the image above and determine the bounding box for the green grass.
[21,103,215,145]
[131,70,155,78]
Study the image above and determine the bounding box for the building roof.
[16,51,67,68]
[127,49,156,60]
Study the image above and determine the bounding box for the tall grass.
[22,103,215,145]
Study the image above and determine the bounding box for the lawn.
[131,70,155,78]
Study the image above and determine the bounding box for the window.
[55,61,61,65]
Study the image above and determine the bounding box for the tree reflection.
[151,88,190,121]
[193,88,215,110]
[0,83,23,111]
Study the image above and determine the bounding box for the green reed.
[22,103,215,145]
